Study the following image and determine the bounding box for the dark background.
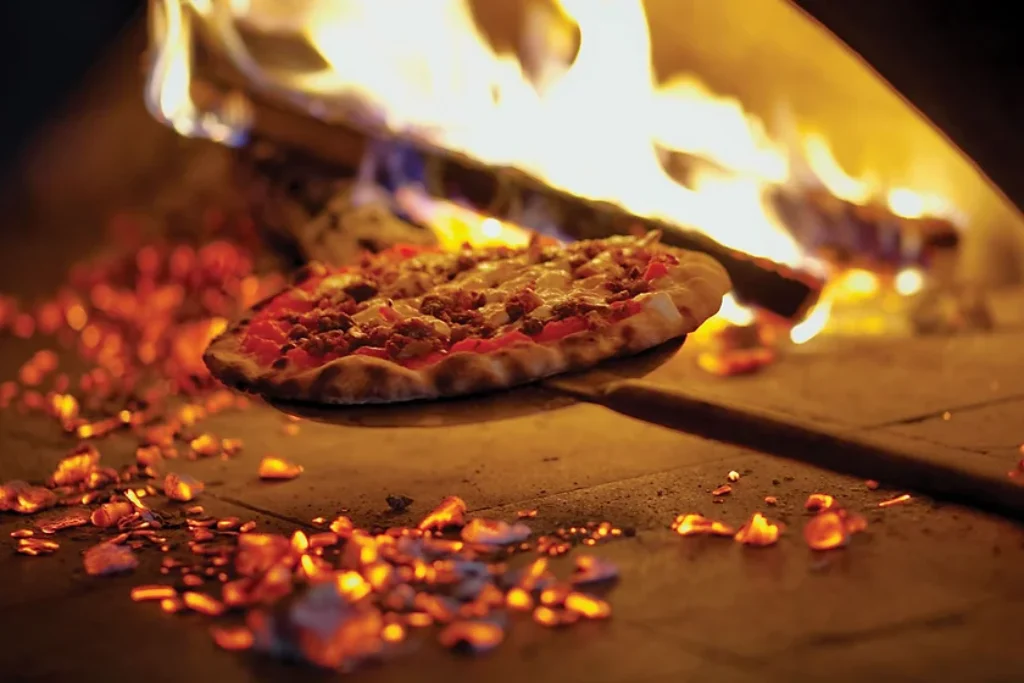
[0,1,1020,209]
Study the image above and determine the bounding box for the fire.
[804,493,836,513]
[803,511,849,551]
[51,445,100,486]
[733,513,781,547]
[145,1,962,350]
[670,513,734,538]
[417,495,468,530]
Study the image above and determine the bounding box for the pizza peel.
[543,363,1024,521]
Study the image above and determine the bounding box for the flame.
[789,297,832,345]
[801,133,874,204]
[804,493,836,513]
[733,512,781,547]
[670,513,734,537]
[145,0,250,144]
[417,495,467,530]
[803,511,849,551]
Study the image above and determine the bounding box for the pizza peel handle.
[557,378,1024,521]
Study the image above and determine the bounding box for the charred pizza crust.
[204,240,729,404]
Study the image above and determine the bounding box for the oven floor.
[2,318,1024,683]
[2,34,1024,683]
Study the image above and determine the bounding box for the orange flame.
[417,495,467,530]
[804,493,836,513]
[671,513,734,537]
[564,592,611,619]
[51,445,100,486]
[733,513,781,547]
[803,511,848,551]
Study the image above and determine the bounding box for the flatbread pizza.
[204,232,730,404]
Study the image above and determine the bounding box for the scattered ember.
[385,494,413,513]
[83,542,139,576]
[803,511,849,550]
[16,538,60,556]
[516,509,538,519]
[282,423,300,436]
[733,513,781,547]
[91,501,134,527]
[418,496,467,530]
[438,621,504,654]
[564,592,611,619]
[10,528,34,538]
[711,484,732,496]
[671,514,734,537]
[505,587,534,611]
[51,445,100,486]
[183,591,226,616]
[865,480,880,490]
[571,555,619,585]
[211,626,254,651]
[221,438,244,456]
[38,508,91,534]
[764,496,778,506]
[727,470,741,482]
[461,518,531,545]
[131,585,177,602]
[189,434,221,458]
[532,606,578,627]
[697,346,775,377]
[878,493,912,508]
[804,493,836,512]
[257,455,304,480]
[164,473,204,502]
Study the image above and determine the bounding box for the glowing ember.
[505,587,534,611]
[12,486,57,515]
[671,514,734,537]
[211,626,254,651]
[91,501,134,528]
[878,493,912,508]
[258,455,304,480]
[418,495,468,530]
[727,471,741,482]
[164,473,204,502]
[711,484,732,497]
[16,538,60,556]
[131,585,177,602]
[83,542,139,576]
[697,347,775,377]
[571,555,619,585]
[564,592,611,619]
[764,496,778,506]
[460,518,531,545]
[733,513,781,547]
[804,493,836,513]
[381,623,406,644]
[803,511,849,551]
[516,509,538,519]
[51,445,100,486]
[189,434,221,457]
[183,591,226,616]
[865,480,880,490]
[438,621,504,654]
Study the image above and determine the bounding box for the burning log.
[769,186,960,272]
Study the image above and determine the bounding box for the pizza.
[203,231,730,404]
